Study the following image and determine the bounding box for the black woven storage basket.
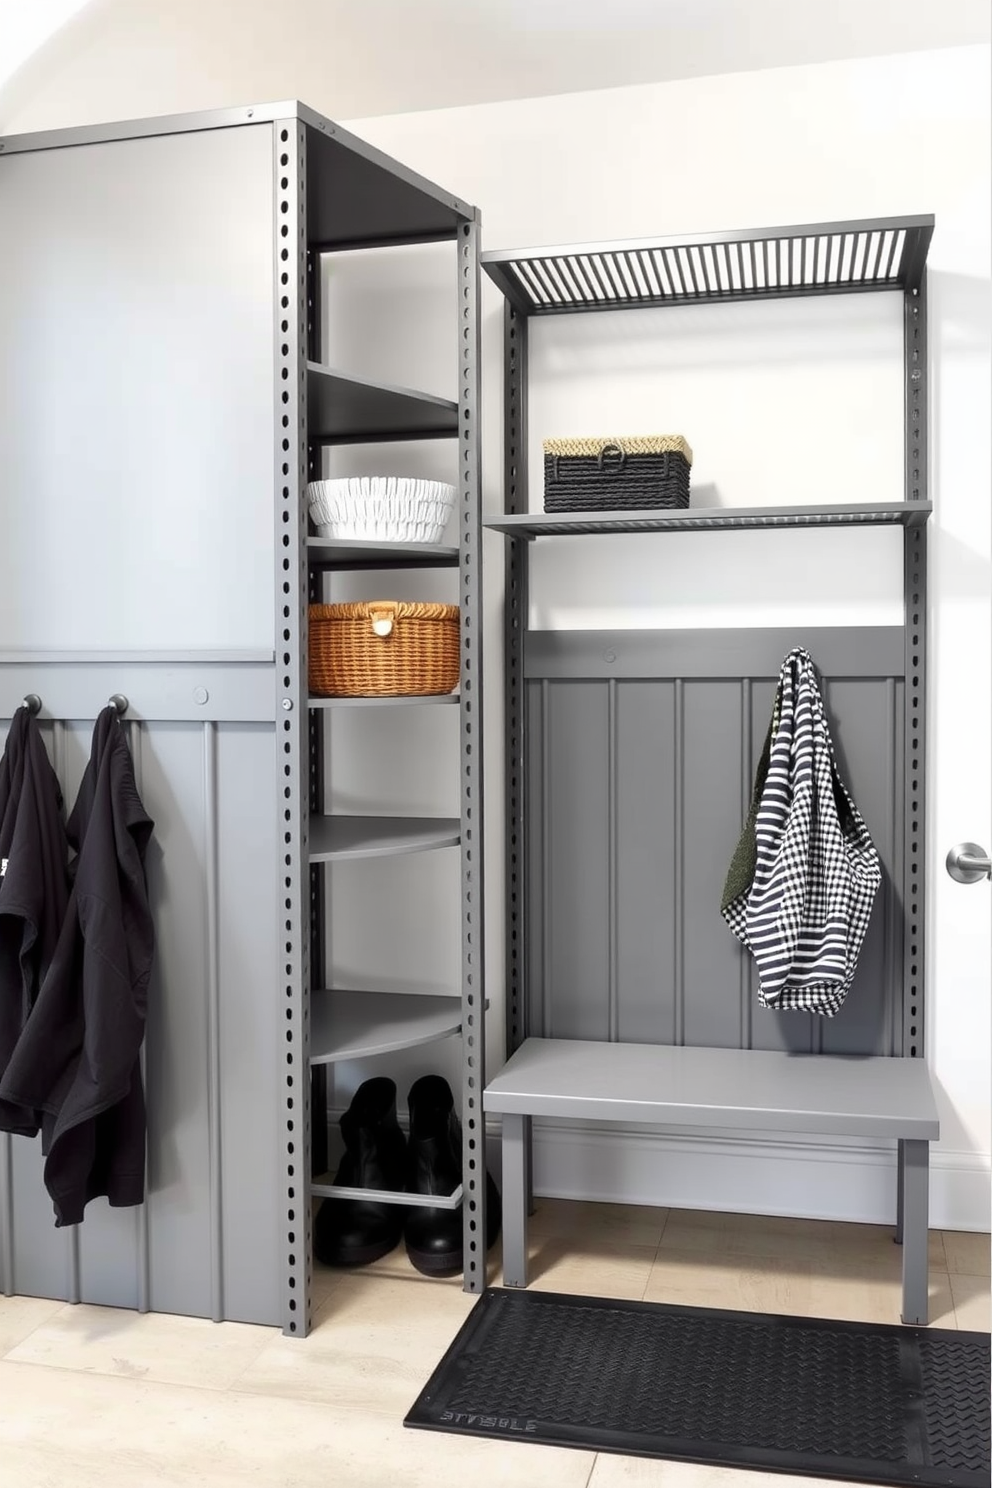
[544,435,693,512]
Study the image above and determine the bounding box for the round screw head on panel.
[193,686,209,705]
[282,698,294,711]
[604,650,616,664]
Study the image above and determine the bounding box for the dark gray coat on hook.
[0,707,154,1225]
[0,706,70,1136]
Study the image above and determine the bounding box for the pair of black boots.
[314,1074,501,1277]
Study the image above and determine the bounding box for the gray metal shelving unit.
[280,105,486,1335]
[0,101,484,1340]
[483,211,932,1070]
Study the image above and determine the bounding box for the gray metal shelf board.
[484,1038,940,1141]
[307,362,459,444]
[308,814,460,861]
[310,988,463,1064]
[308,693,459,709]
[310,1178,462,1209]
[300,104,474,249]
[486,502,933,538]
[307,537,459,569]
[482,214,934,316]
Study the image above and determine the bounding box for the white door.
[929,255,991,1231]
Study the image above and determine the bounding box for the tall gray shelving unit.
[0,102,485,1340]
[483,215,932,1072]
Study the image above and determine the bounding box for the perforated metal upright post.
[274,118,313,1337]
[504,301,529,1056]
[459,214,488,1293]
[902,271,928,1059]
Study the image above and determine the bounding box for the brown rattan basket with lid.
[308,601,460,697]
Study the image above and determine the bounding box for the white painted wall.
[1,0,987,132]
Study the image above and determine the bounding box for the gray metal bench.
[484,1038,940,1325]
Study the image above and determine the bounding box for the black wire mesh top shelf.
[482,215,934,316]
[486,503,932,537]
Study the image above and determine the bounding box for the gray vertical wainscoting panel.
[819,679,905,1059]
[524,628,908,1060]
[615,684,676,1044]
[680,681,749,1050]
[215,725,281,1325]
[139,723,216,1319]
[0,710,281,1320]
[545,682,612,1040]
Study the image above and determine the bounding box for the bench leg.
[523,1114,535,1217]
[501,1114,529,1288]
[897,1138,930,1326]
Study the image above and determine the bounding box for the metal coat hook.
[21,694,42,715]
[108,694,129,716]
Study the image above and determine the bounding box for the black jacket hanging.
[0,707,154,1225]
[0,707,70,1136]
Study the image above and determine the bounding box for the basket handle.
[368,602,398,638]
[597,442,627,476]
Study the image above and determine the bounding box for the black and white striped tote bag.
[722,648,881,1017]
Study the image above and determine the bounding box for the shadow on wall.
[929,268,992,595]
[0,0,108,128]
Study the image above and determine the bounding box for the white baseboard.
[526,1120,991,1233]
[325,1109,990,1233]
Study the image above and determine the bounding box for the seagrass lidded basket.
[308,601,460,697]
[543,434,693,512]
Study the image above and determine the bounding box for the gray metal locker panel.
[615,682,677,1044]
[0,125,275,654]
[681,681,748,1049]
[216,724,281,1325]
[546,682,611,1041]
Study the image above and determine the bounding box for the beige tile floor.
[0,1203,988,1488]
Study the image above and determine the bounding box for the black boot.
[404,1075,502,1278]
[314,1076,407,1267]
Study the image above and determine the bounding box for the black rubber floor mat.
[405,1288,990,1487]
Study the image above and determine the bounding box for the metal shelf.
[309,694,459,709]
[307,537,459,570]
[302,106,472,251]
[310,988,464,1064]
[307,362,458,444]
[482,214,934,316]
[308,814,460,861]
[310,1178,462,1210]
[486,502,932,538]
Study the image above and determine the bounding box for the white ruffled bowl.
[307,477,457,545]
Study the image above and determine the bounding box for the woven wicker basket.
[309,601,460,697]
[544,435,693,512]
